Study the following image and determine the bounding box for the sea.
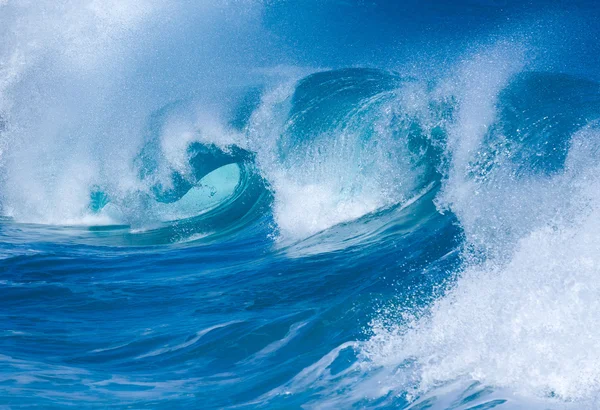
[1,0,600,408]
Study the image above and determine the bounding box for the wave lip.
[245,68,446,240]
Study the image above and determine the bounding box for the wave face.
[2,0,600,408]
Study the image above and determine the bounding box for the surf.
[1,1,600,409]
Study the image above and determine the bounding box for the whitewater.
[1,0,600,408]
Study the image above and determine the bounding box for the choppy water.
[1,1,600,408]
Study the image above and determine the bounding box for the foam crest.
[365,170,600,404]
[0,1,268,225]
[363,45,600,404]
[435,42,528,252]
[247,72,436,240]
[0,0,165,223]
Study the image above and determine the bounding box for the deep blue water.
[1,1,600,408]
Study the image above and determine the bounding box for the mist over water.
[1,0,600,408]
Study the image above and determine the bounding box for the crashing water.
[1,0,600,408]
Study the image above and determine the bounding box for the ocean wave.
[1,1,600,408]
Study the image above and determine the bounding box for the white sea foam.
[246,77,433,240]
[0,1,267,225]
[362,43,600,407]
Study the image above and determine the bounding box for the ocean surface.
[1,0,600,408]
